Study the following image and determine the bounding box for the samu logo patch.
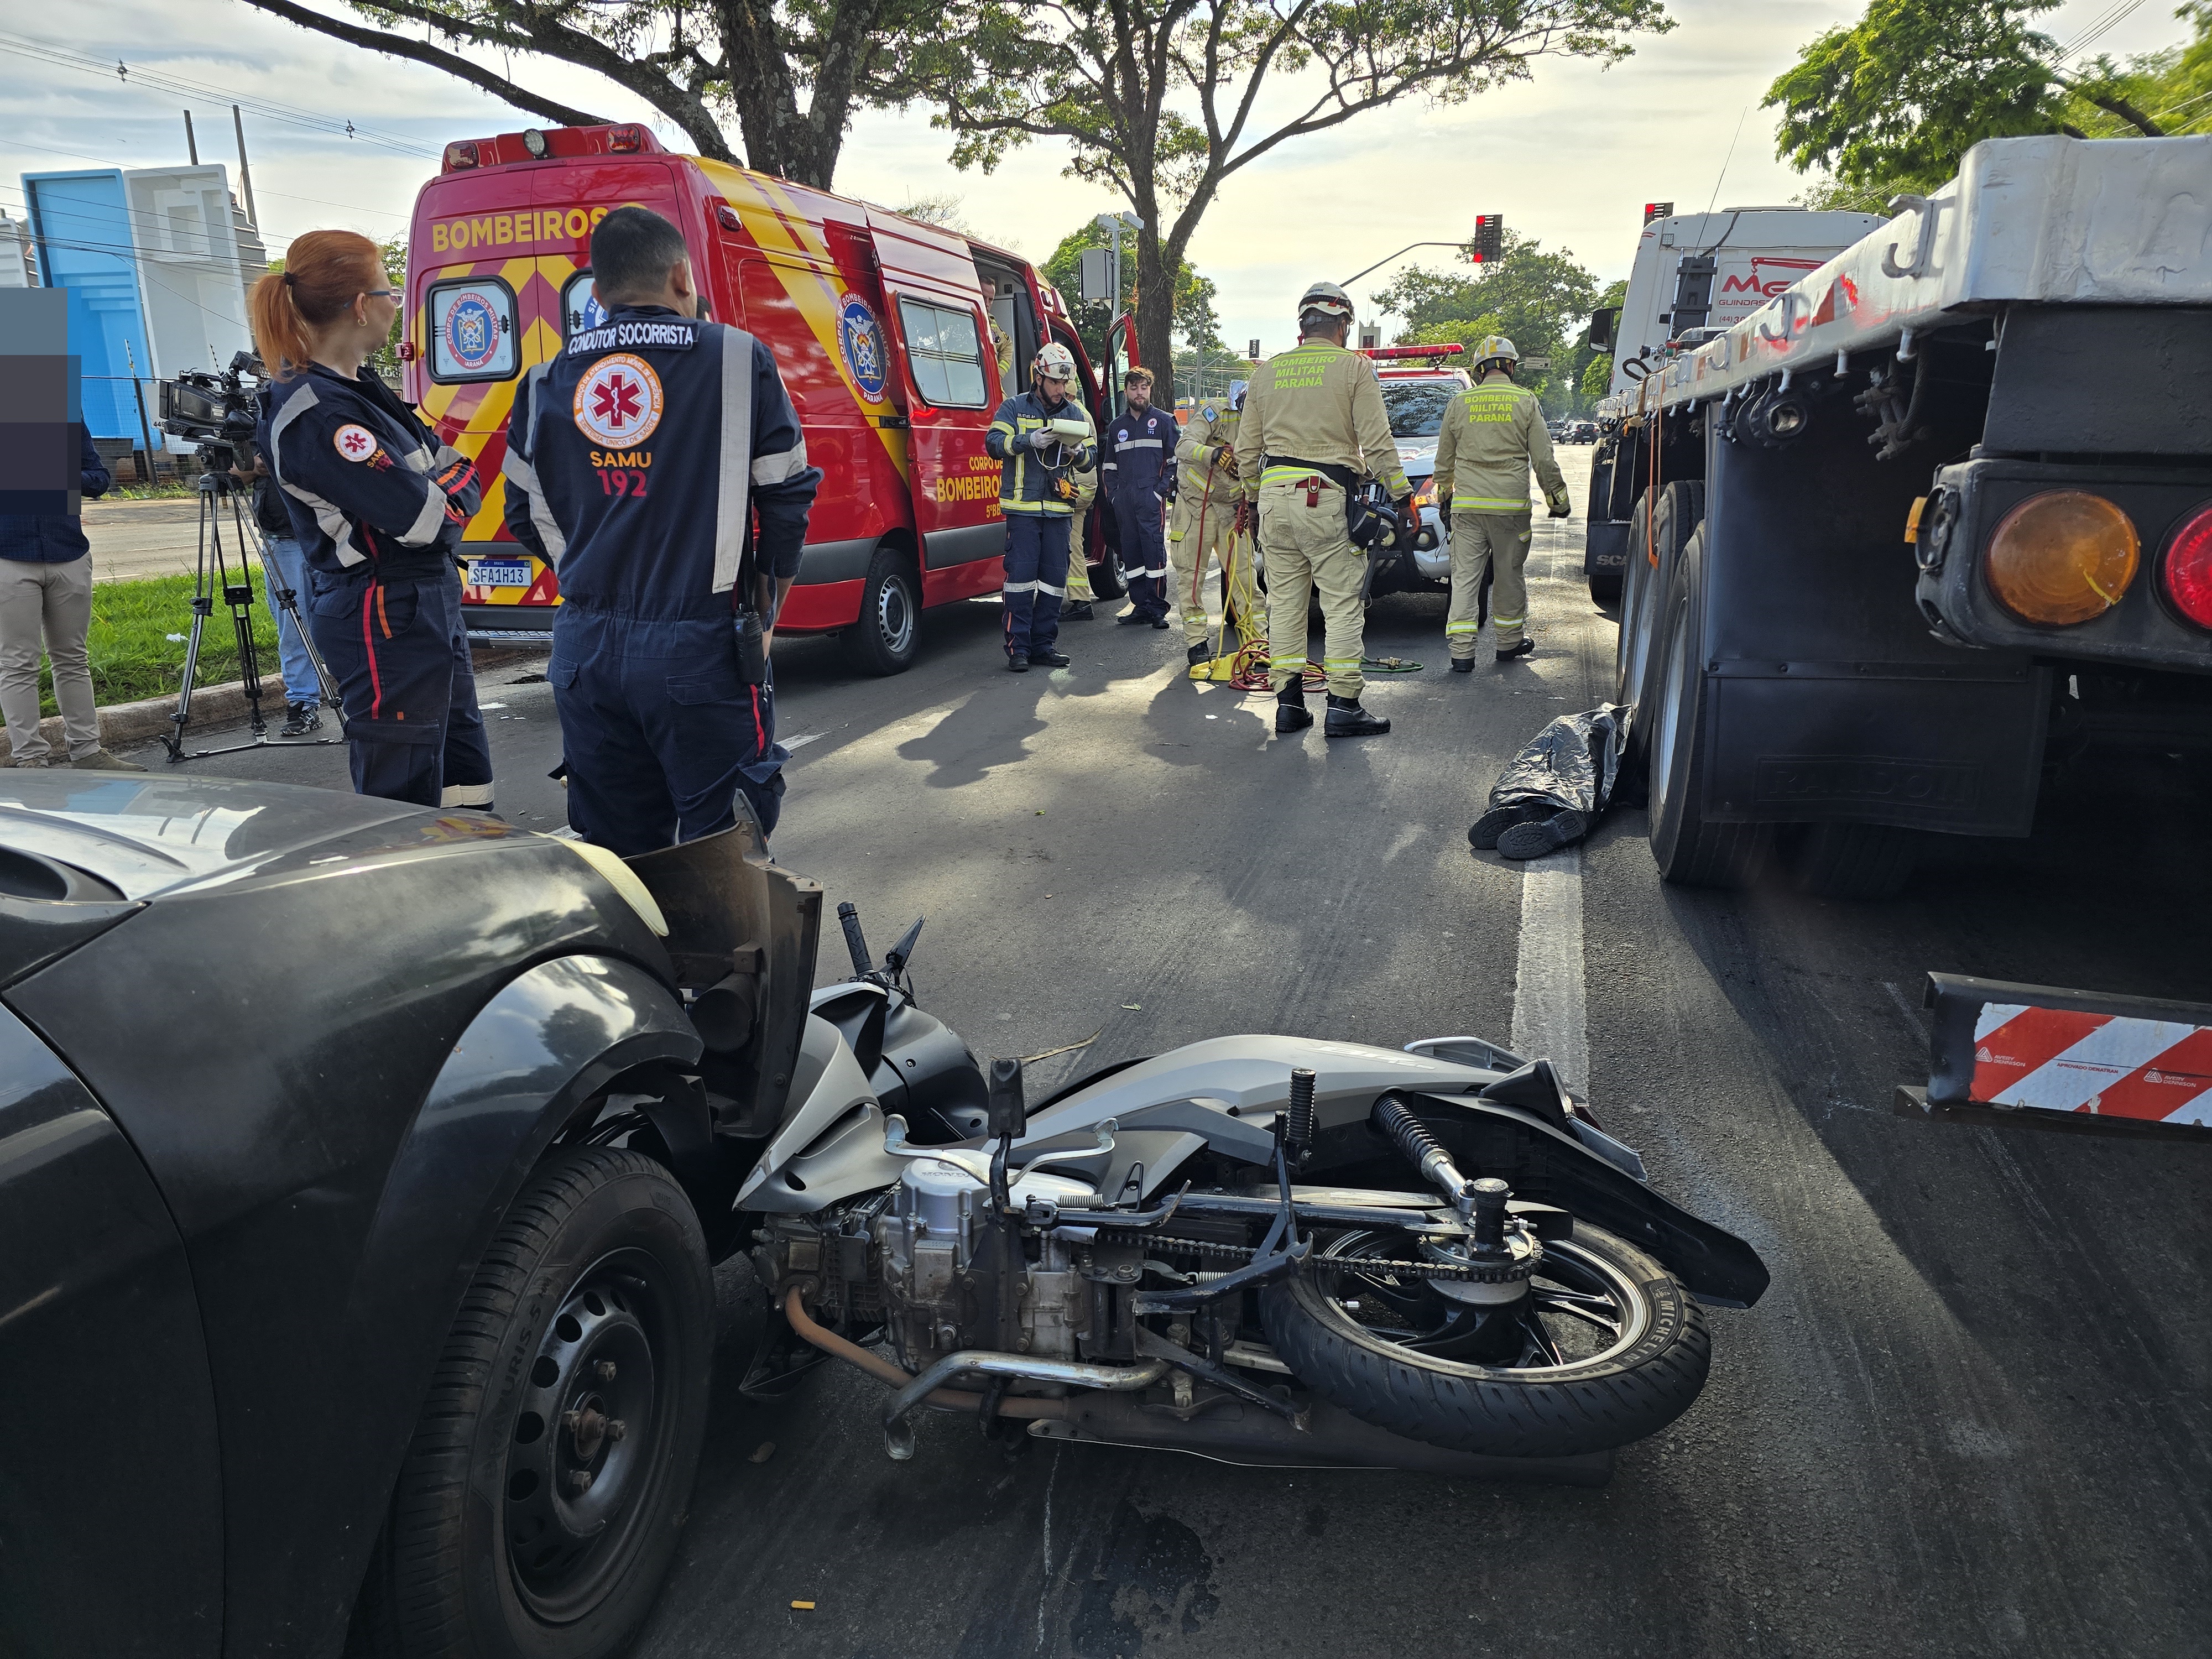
[572,354,665,447]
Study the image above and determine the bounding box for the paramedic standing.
[1432,334,1571,666]
[1099,367,1176,628]
[502,206,820,852]
[985,342,1094,672]
[1232,281,1411,737]
[253,231,495,808]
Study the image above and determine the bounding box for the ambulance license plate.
[468,560,534,589]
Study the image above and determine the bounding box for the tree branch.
[237,0,612,127]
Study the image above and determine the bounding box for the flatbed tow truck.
[1586,135,2212,900]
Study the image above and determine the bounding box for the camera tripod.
[163,453,345,762]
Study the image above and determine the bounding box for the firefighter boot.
[1275,684,1313,734]
[1324,694,1390,738]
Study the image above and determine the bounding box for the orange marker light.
[1984,490,2138,627]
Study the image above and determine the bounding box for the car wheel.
[357,1147,713,1659]
[844,546,920,677]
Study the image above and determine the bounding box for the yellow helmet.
[1474,335,1520,374]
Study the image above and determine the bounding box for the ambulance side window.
[897,298,988,409]
[425,276,518,382]
[561,269,610,338]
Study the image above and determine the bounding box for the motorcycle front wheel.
[1260,1221,1709,1458]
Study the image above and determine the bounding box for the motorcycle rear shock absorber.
[1371,1092,1484,1223]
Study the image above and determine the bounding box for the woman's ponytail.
[251,229,384,378]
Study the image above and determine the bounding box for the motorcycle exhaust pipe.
[883,1353,1170,1461]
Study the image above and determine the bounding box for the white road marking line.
[1509,838,1590,1099]
[782,733,825,751]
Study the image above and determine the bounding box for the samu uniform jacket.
[985,391,1094,516]
[501,305,821,853]
[261,364,494,809]
[1100,405,1180,499]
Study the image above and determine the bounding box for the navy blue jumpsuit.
[1100,405,1180,620]
[263,364,494,808]
[502,305,820,854]
[985,389,1094,662]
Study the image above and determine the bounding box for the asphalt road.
[147,447,2212,1658]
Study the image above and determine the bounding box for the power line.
[0,27,441,159]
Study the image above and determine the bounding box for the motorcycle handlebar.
[837,901,873,978]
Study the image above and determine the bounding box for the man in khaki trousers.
[1232,283,1411,738]
[1431,335,1571,667]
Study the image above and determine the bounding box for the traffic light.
[1470,215,1503,263]
[1644,201,1674,224]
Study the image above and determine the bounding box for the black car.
[0,771,821,1659]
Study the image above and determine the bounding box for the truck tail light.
[2158,500,2212,632]
[444,140,480,171]
[1984,490,2138,627]
[608,125,645,153]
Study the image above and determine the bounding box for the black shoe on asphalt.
[1028,649,1071,667]
[1116,609,1151,625]
[1496,638,1535,662]
[1324,694,1390,738]
[1063,601,1093,620]
[1449,658,1475,674]
[1496,808,1589,860]
[281,700,321,737]
[1274,685,1313,733]
[1468,801,1549,850]
[1007,655,1030,673]
[1151,616,1171,629]
[1187,641,1212,667]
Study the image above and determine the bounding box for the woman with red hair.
[250,229,494,809]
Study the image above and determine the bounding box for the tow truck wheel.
[846,546,920,677]
[1647,531,1770,889]
[353,1149,713,1659]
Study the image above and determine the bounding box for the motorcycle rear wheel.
[1260,1221,1708,1458]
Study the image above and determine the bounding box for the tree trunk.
[1134,228,1178,406]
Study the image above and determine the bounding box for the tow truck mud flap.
[1896,972,2212,1140]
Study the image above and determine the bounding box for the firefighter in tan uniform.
[1432,335,1571,666]
[1232,283,1412,737]
[1166,384,1258,666]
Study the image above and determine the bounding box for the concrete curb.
[1,644,546,765]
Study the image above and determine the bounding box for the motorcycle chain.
[1109,1230,1537,1286]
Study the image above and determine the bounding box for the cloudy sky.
[1,0,2187,351]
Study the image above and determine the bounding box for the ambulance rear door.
[865,210,1005,571]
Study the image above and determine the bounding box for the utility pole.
[183,110,199,165]
[233,106,258,228]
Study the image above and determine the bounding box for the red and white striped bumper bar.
[1898,973,2212,1140]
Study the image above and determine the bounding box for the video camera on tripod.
[153,351,342,761]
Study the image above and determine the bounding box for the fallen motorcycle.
[734,900,1769,1477]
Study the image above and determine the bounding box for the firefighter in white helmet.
[1231,281,1411,737]
[1431,333,1571,666]
[985,341,1096,671]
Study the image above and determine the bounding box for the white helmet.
[1473,334,1521,374]
[1034,342,1078,383]
[1298,280,1355,329]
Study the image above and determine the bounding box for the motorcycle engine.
[760,1156,1099,1366]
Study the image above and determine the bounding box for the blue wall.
[25,170,152,445]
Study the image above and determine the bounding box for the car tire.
[844,545,920,677]
[354,1147,714,1659]
[1647,529,1770,889]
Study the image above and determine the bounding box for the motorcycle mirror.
[884,915,925,975]
[987,1056,1027,1139]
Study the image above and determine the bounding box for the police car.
[1365,346,1472,599]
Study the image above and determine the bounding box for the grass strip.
[29,571,285,716]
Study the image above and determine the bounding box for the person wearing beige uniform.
[1432,334,1571,667]
[1166,385,1257,666]
[1232,282,1411,737]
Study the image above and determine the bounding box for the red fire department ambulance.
[400,123,1115,672]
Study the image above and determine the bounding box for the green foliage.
[1039,223,1226,367]
[1375,231,1604,411]
[1765,0,2198,200]
[901,0,1672,400]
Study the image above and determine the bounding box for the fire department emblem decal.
[838,295,889,403]
[572,353,664,446]
[442,291,501,372]
[332,424,379,462]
